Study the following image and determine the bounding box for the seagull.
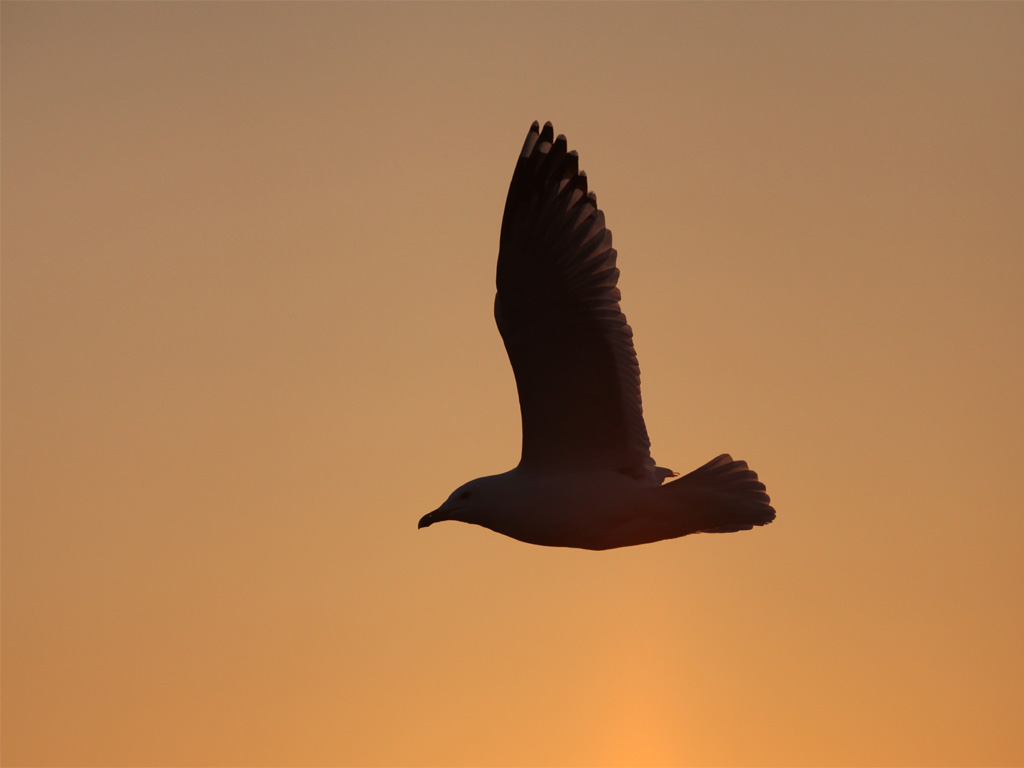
[419,121,774,550]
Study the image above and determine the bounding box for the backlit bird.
[419,121,774,550]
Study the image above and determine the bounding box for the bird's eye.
[459,491,472,500]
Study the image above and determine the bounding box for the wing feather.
[495,122,654,477]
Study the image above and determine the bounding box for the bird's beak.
[418,507,458,529]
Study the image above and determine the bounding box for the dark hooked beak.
[418,507,459,529]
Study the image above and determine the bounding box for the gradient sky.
[3,3,1023,766]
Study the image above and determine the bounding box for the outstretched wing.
[495,121,654,478]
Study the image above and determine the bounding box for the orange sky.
[3,3,1023,766]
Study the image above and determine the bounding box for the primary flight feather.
[419,121,774,550]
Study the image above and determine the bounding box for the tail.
[663,454,775,533]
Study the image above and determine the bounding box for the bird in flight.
[419,121,774,550]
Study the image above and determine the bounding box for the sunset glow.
[3,3,1023,766]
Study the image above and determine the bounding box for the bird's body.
[419,122,774,550]
[432,468,667,551]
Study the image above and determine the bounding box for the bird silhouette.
[419,121,774,549]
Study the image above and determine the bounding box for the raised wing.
[495,121,654,478]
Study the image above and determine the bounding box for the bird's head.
[418,476,500,530]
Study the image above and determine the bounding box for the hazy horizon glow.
[3,3,1023,766]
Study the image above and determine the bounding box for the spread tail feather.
[664,454,775,533]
